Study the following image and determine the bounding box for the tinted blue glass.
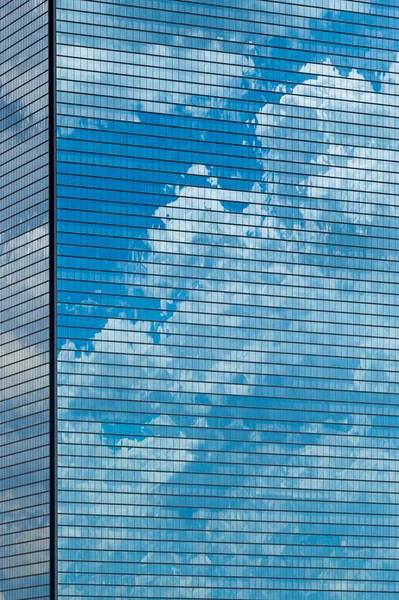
[56,1,399,598]
[0,0,50,598]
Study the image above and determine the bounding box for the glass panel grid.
[56,1,399,598]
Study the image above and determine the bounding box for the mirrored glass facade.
[0,0,51,598]
[55,0,399,597]
[3,0,399,598]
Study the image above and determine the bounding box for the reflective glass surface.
[56,1,399,598]
[0,0,50,598]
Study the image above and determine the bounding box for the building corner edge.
[49,0,57,596]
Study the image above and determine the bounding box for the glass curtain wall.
[0,0,51,598]
[56,1,399,598]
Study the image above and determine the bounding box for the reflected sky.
[1,0,51,597]
[56,1,399,598]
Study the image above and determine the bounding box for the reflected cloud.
[56,6,399,597]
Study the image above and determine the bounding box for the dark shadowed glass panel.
[56,1,399,598]
[0,0,50,598]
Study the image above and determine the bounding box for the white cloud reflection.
[57,51,399,598]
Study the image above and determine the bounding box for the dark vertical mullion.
[49,0,57,596]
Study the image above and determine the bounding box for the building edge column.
[49,0,57,596]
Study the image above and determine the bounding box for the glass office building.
[2,0,399,598]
